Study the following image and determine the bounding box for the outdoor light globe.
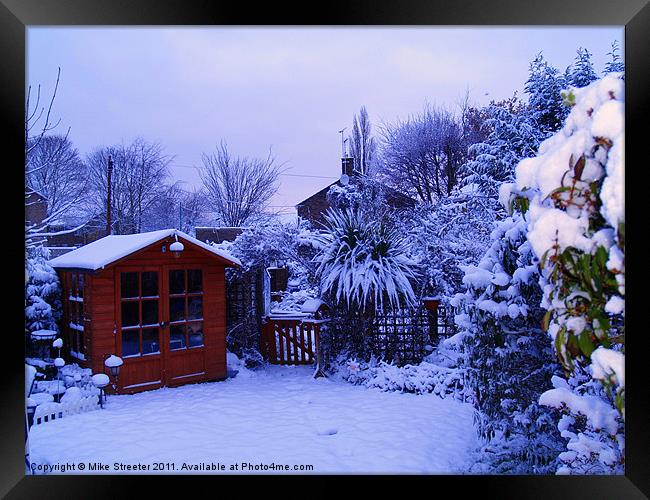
[91,373,110,388]
[170,241,184,258]
[104,355,123,377]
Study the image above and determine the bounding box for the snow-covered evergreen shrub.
[524,53,570,138]
[326,177,395,223]
[567,47,598,90]
[461,94,541,200]
[214,218,321,280]
[333,355,468,399]
[453,214,563,474]
[404,194,494,302]
[604,41,624,75]
[507,73,625,474]
[25,247,62,351]
[315,207,418,312]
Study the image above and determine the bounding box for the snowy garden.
[25,41,625,475]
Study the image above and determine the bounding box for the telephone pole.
[106,155,113,236]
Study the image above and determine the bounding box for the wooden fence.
[260,315,324,365]
[260,304,455,367]
[323,304,456,366]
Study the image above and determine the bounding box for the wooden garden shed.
[49,229,240,394]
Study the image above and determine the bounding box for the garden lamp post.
[104,355,123,392]
[91,374,110,409]
[54,357,65,402]
[52,338,63,359]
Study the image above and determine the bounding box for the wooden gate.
[261,317,322,365]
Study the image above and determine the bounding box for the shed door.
[116,268,164,392]
[163,266,207,384]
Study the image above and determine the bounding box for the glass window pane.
[169,270,185,295]
[71,273,78,295]
[188,322,204,347]
[170,324,186,350]
[78,274,84,297]
[188,296,203,320]
[170,297,185,322]
[78,331,85,352]
[121,301,139,327]
[122,329,140,356]
[142,300,159,326]
[142,328,160,355]
[187,270,202,293]
[69,302,77,324]
[121,272,139,298]
[141,272,158,297]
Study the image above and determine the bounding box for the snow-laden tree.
[25,246,62,339]
[378,103,467,202]
[404,193,494,302]
[567,47,598,89]
[25,68,95,247]
[315,208,418,312]
[26,134,88,223]
[85,138,173,235]
[348,106,377,175]
[460,93,541,200]
[604,40,625,75]
[200,141,283,228]
[452,214,563,473]
[505,73,625,474]
[217,217,321,282]
[524,53,569,138]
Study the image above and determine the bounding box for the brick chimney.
[341,156,354,176]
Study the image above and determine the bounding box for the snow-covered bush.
[333,355,468,399]
[25,247,62,355]
[506,73,625,474]
[214,218,321,279]
[315,208,418,312]
[460,94,541,200]
[453,214,563,473]
[404,193,494,302]
[326,177,396,224]
[524,53,570,138]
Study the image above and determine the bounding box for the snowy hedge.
[504,73,625,474]
[334,356,468,400]
[452,214,563,474]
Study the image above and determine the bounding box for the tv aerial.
[338,127,347,157]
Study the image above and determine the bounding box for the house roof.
[48,229,241,271]
[295,176,416,209]
[295,181,338,207]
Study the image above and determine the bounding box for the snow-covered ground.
[29,365,478,474]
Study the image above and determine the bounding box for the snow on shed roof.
[48,229,241,271]
[300,298,328,313]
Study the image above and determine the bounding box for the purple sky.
[27,27,622,217]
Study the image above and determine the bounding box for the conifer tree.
[524,53,568,137]
[568,47,598,88]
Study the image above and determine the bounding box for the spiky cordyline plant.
[316,208,418,312]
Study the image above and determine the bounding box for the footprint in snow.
[316,426,338,436]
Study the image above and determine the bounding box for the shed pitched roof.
[48,229,241,271]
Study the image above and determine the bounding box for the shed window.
[68,272,86,360]
[120,271,161,357]
[168,269,204,350]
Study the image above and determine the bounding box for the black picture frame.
[3,0,648,497]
